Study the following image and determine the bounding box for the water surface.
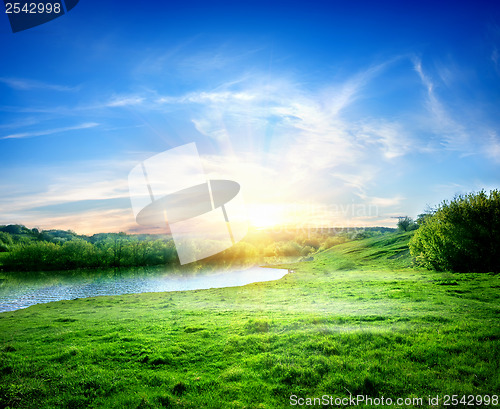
[0,266,288,312]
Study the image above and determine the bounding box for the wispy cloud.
[150,60,423,226]
[413,58,472,151]
[492,47,500,74]
[413,57,500,160]
[0,158,136,233]
[2,53,498,232]
[356,120,413,159]
[0,77,79,92]
[367,195,405,207]
[0,122,99,140]
[0,117,41,129]
[179,60,413,176]
[486,130,500,162]
[177,45,265,74]
[106,95,145,107]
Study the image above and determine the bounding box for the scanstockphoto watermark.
[290,395,422,407]
[290,394,499,407]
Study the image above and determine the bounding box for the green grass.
[0,232,499,408]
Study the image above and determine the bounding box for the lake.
[0,266,288,312]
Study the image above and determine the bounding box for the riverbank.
[0,232,498,408]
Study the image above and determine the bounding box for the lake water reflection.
[0,266,288,312]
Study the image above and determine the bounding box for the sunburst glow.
[247,204,286,229]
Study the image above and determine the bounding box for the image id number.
[5,2,62,14]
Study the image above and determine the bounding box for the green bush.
[409,190,500,273]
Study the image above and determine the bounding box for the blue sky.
[1,0,499,233]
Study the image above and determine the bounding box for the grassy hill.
[0,232,498,408]
[302,230,414,271]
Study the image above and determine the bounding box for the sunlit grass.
[0,232,498,408]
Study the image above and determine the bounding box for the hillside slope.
[302,231,415,272]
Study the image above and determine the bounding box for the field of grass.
[0,232,499,408]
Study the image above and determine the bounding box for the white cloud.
[486,130,500,162]
[492,47,499,72]
[0,158,134,212]
[0,77,79,92]
[413,57,500,163]
[356,120,413,159]
[106,95,145,107]
[0,122,99,140]
[367,195,405,207]
[3,54,498,232]
[147,60,423,227]
[413,57,478,153]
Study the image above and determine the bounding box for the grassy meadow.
[0,231,499,408]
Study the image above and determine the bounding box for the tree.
[409,189,500,273]
[0,225,28,235]
[415,210,434,227]
[397,216,417,232]
[0,231,13,252]
[3,241,61,270]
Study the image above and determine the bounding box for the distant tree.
[0,225,25,235]
[409,189,500,273]
[319,235,348,250]
[415,214,429,226]
[3,241,61,270]
[0,231,13,252]
[100,233,128,267]
[60,239,98,269]
[397,216,417,232]
[277,241,303,257]
[415,206,437,227]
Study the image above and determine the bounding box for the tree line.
[0,232,178,271]
[0,225,394,272]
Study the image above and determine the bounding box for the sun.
[247,204,285,229]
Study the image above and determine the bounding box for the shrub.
[409,190,500,273]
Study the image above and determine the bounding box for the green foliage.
[409,189,500,273]
[0,232,13,252]
[397,216,418,232]
[276,241,303,257]
[0,224,32,235]
[2,236,178,271]
[0,225,40,246]
[415,211,433,226]
[318,235,347,250]
[0,224,398,272]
